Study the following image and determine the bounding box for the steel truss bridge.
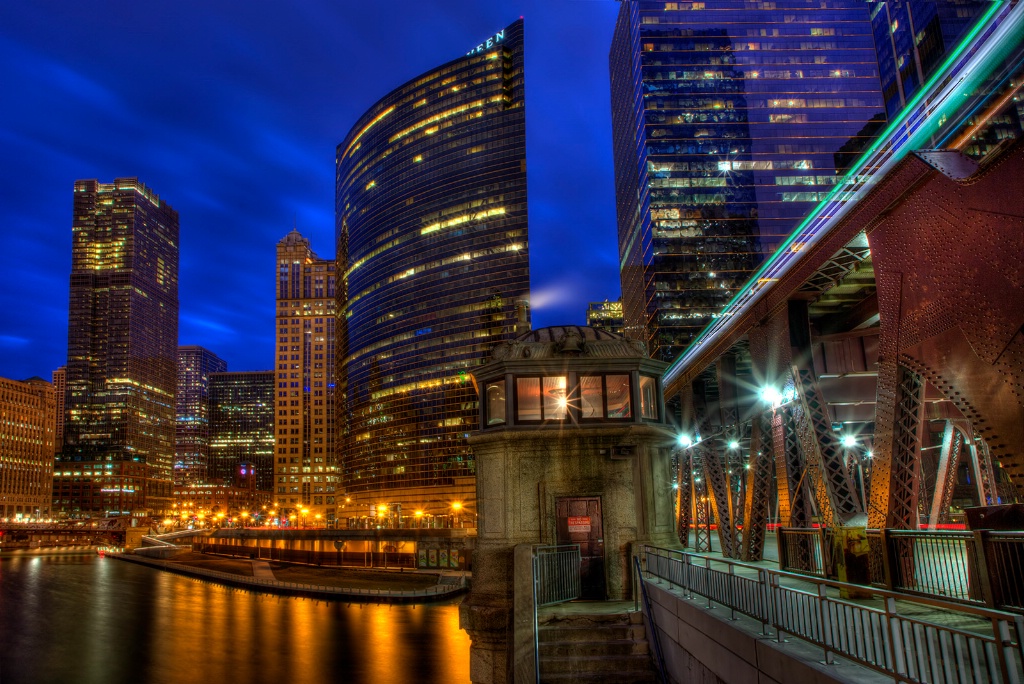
[659,2,1024,591]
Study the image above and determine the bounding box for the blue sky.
[0,1,623,378]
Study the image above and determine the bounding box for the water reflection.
[0,553,470,684]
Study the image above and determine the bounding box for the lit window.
[515,376,566,422]
[486,381,506,426]
[640,376,658,420]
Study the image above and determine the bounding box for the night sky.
[0,1,623,380]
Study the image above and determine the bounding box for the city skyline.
[0,1,622,380]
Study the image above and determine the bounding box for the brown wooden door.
[555,496,605,600]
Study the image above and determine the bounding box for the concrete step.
[540,670,657,684]
[540,654,656,676]
[540,637,649,658]
[538,623,646,642]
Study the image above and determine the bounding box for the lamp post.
[451,502,462,528]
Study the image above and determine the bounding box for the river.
[0,551,471,684]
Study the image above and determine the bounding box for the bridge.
[659,1,1024,612]
[0,521,131,549]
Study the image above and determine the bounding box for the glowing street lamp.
[728,440,739,450]
[841,435,857,448]
[760,386,783,408]
[678,434,693,448]
[452,502,463,527]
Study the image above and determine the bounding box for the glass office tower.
[209,371,275,494]
[57,178,178,516]
[870,1,988,120]
[175,346,227,486]
[610,2,883,362]
[337,20,529,505]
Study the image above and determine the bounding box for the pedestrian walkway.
[669,532,999,635]
[250,560,276,580]
[108,550,467,603]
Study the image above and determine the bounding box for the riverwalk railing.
[640,545,1024,684]
[107,552,466,601]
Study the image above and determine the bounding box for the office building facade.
[176,346,227,486]
[209,370,275,493]
[870,1,988,120]
[336,20,530,513]
[610,2,883,362]
[275,231,337,521]
[586,300,625,336]
[0,377,56,520]
[56,178,178,517]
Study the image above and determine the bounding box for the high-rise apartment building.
[275,231,336,521]
[56,178,178,517]
[1,377,56,520]
[336,20,530,514]
[209,370,275,493]
[176,346,228,486]
[610,2,883,362]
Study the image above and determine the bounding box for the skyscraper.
[586,300,625,336]
[275,231,337,522]
[51,366,66,448]
[56,178,178,517]
[1,377,56,520]
[336,20,530,514]
[176,346,228,486]
[870,1,988,120]
[209,370,275,493]
[610,2,883,362]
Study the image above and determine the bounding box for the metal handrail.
[533,544,581,607]
[640,545,1024,684]
[634,555,667,684]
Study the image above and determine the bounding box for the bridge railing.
[640,545,1024,684]
[785,528,1024,614]
[776,527,831,578]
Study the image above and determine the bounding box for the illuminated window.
[486,381,506,426]
[515,376,566,422]
[640,376,658,420]
[579,375,632,421]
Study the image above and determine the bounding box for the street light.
[452,502,463,528]
[760,386,783,407]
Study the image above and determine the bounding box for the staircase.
[537,610,657,683]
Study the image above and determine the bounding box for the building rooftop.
[492,325,648,361]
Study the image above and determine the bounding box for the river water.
[0,551,471,684]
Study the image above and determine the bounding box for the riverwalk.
[107,550,468,603]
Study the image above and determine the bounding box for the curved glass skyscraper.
[336,20,529,507]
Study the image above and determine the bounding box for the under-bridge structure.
[661,2,1024,609]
